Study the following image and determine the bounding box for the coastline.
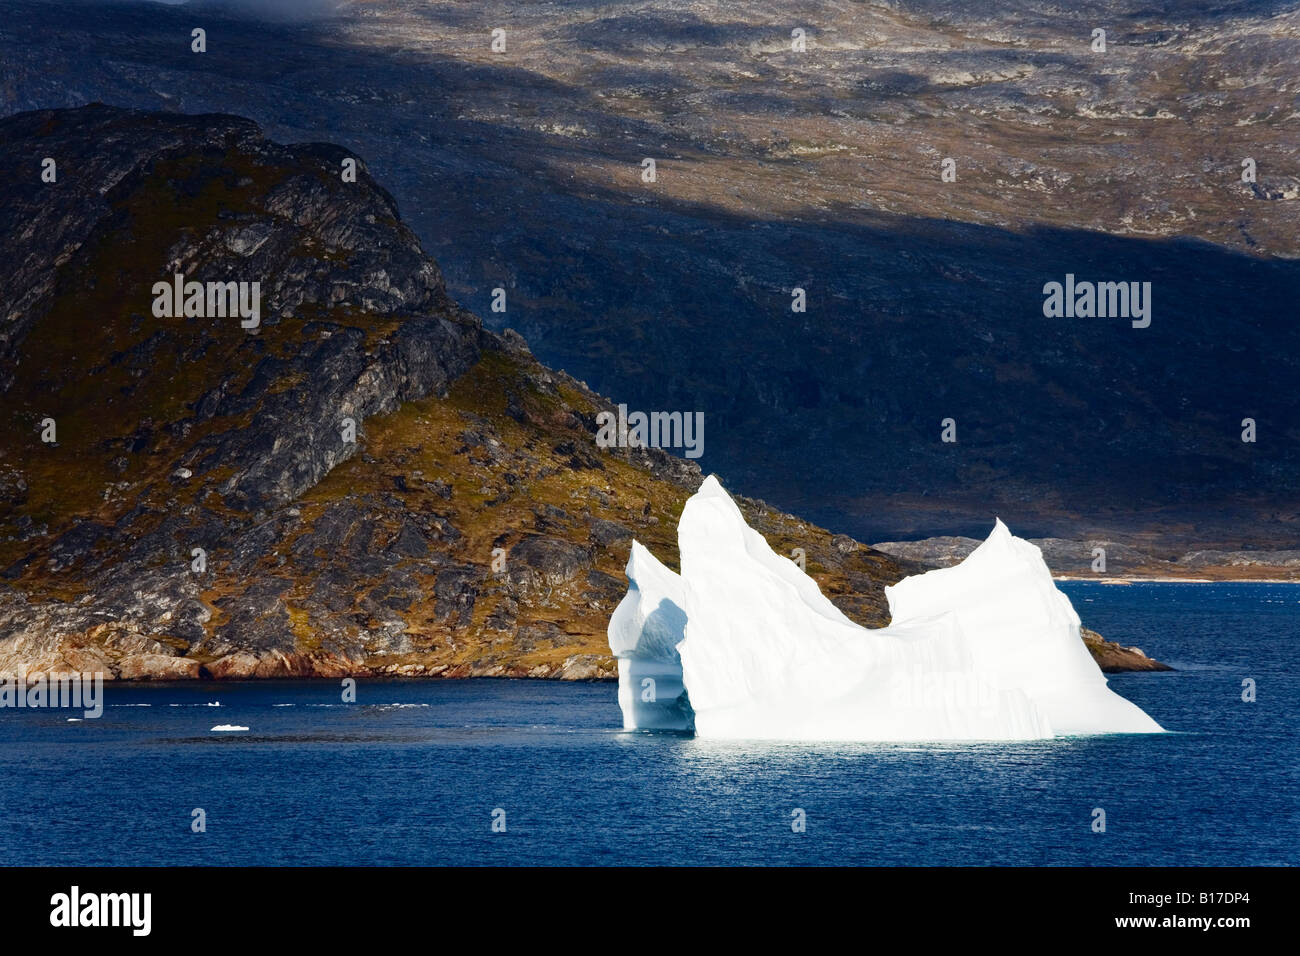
[1055,576,1299,584]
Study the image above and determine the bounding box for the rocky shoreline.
[875,537,1300,583]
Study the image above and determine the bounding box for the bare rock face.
[1082,628,1172,674]
[506,537,593,600]
[117,654,203,681]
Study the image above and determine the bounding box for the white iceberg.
[885,518,1163,736]
[610,474,1163,741]
[607,542,694,731]
[210,724,248,732]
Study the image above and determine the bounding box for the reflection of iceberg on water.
[609,475,1163,741]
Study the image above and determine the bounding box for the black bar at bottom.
[1,865,1280,942]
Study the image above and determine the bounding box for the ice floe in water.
[609,475,1162,741]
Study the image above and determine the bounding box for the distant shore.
[1055,575,1298,584]
[873,537,1300,584]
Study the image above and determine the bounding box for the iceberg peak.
[696,473,728,498]
[887,518,1163,735]
[974,518,1021,559]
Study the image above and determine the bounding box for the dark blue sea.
[1,582,1295,866]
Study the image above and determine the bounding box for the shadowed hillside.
[5,105,1101,680]
[1,0,1295,548]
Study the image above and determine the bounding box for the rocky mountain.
[1,0,1296,550]
[9,104,1159,681]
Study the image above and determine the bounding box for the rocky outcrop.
[0,106,1158,679]
[1081,628,1172,674]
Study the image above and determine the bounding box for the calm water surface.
[0,582,1294,865]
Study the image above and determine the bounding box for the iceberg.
[606,541,694,731]
[609,475,1163,741]
[885,519,1163,736]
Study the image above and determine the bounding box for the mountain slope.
[3,104,1077,680]
[1,0,1295,547]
